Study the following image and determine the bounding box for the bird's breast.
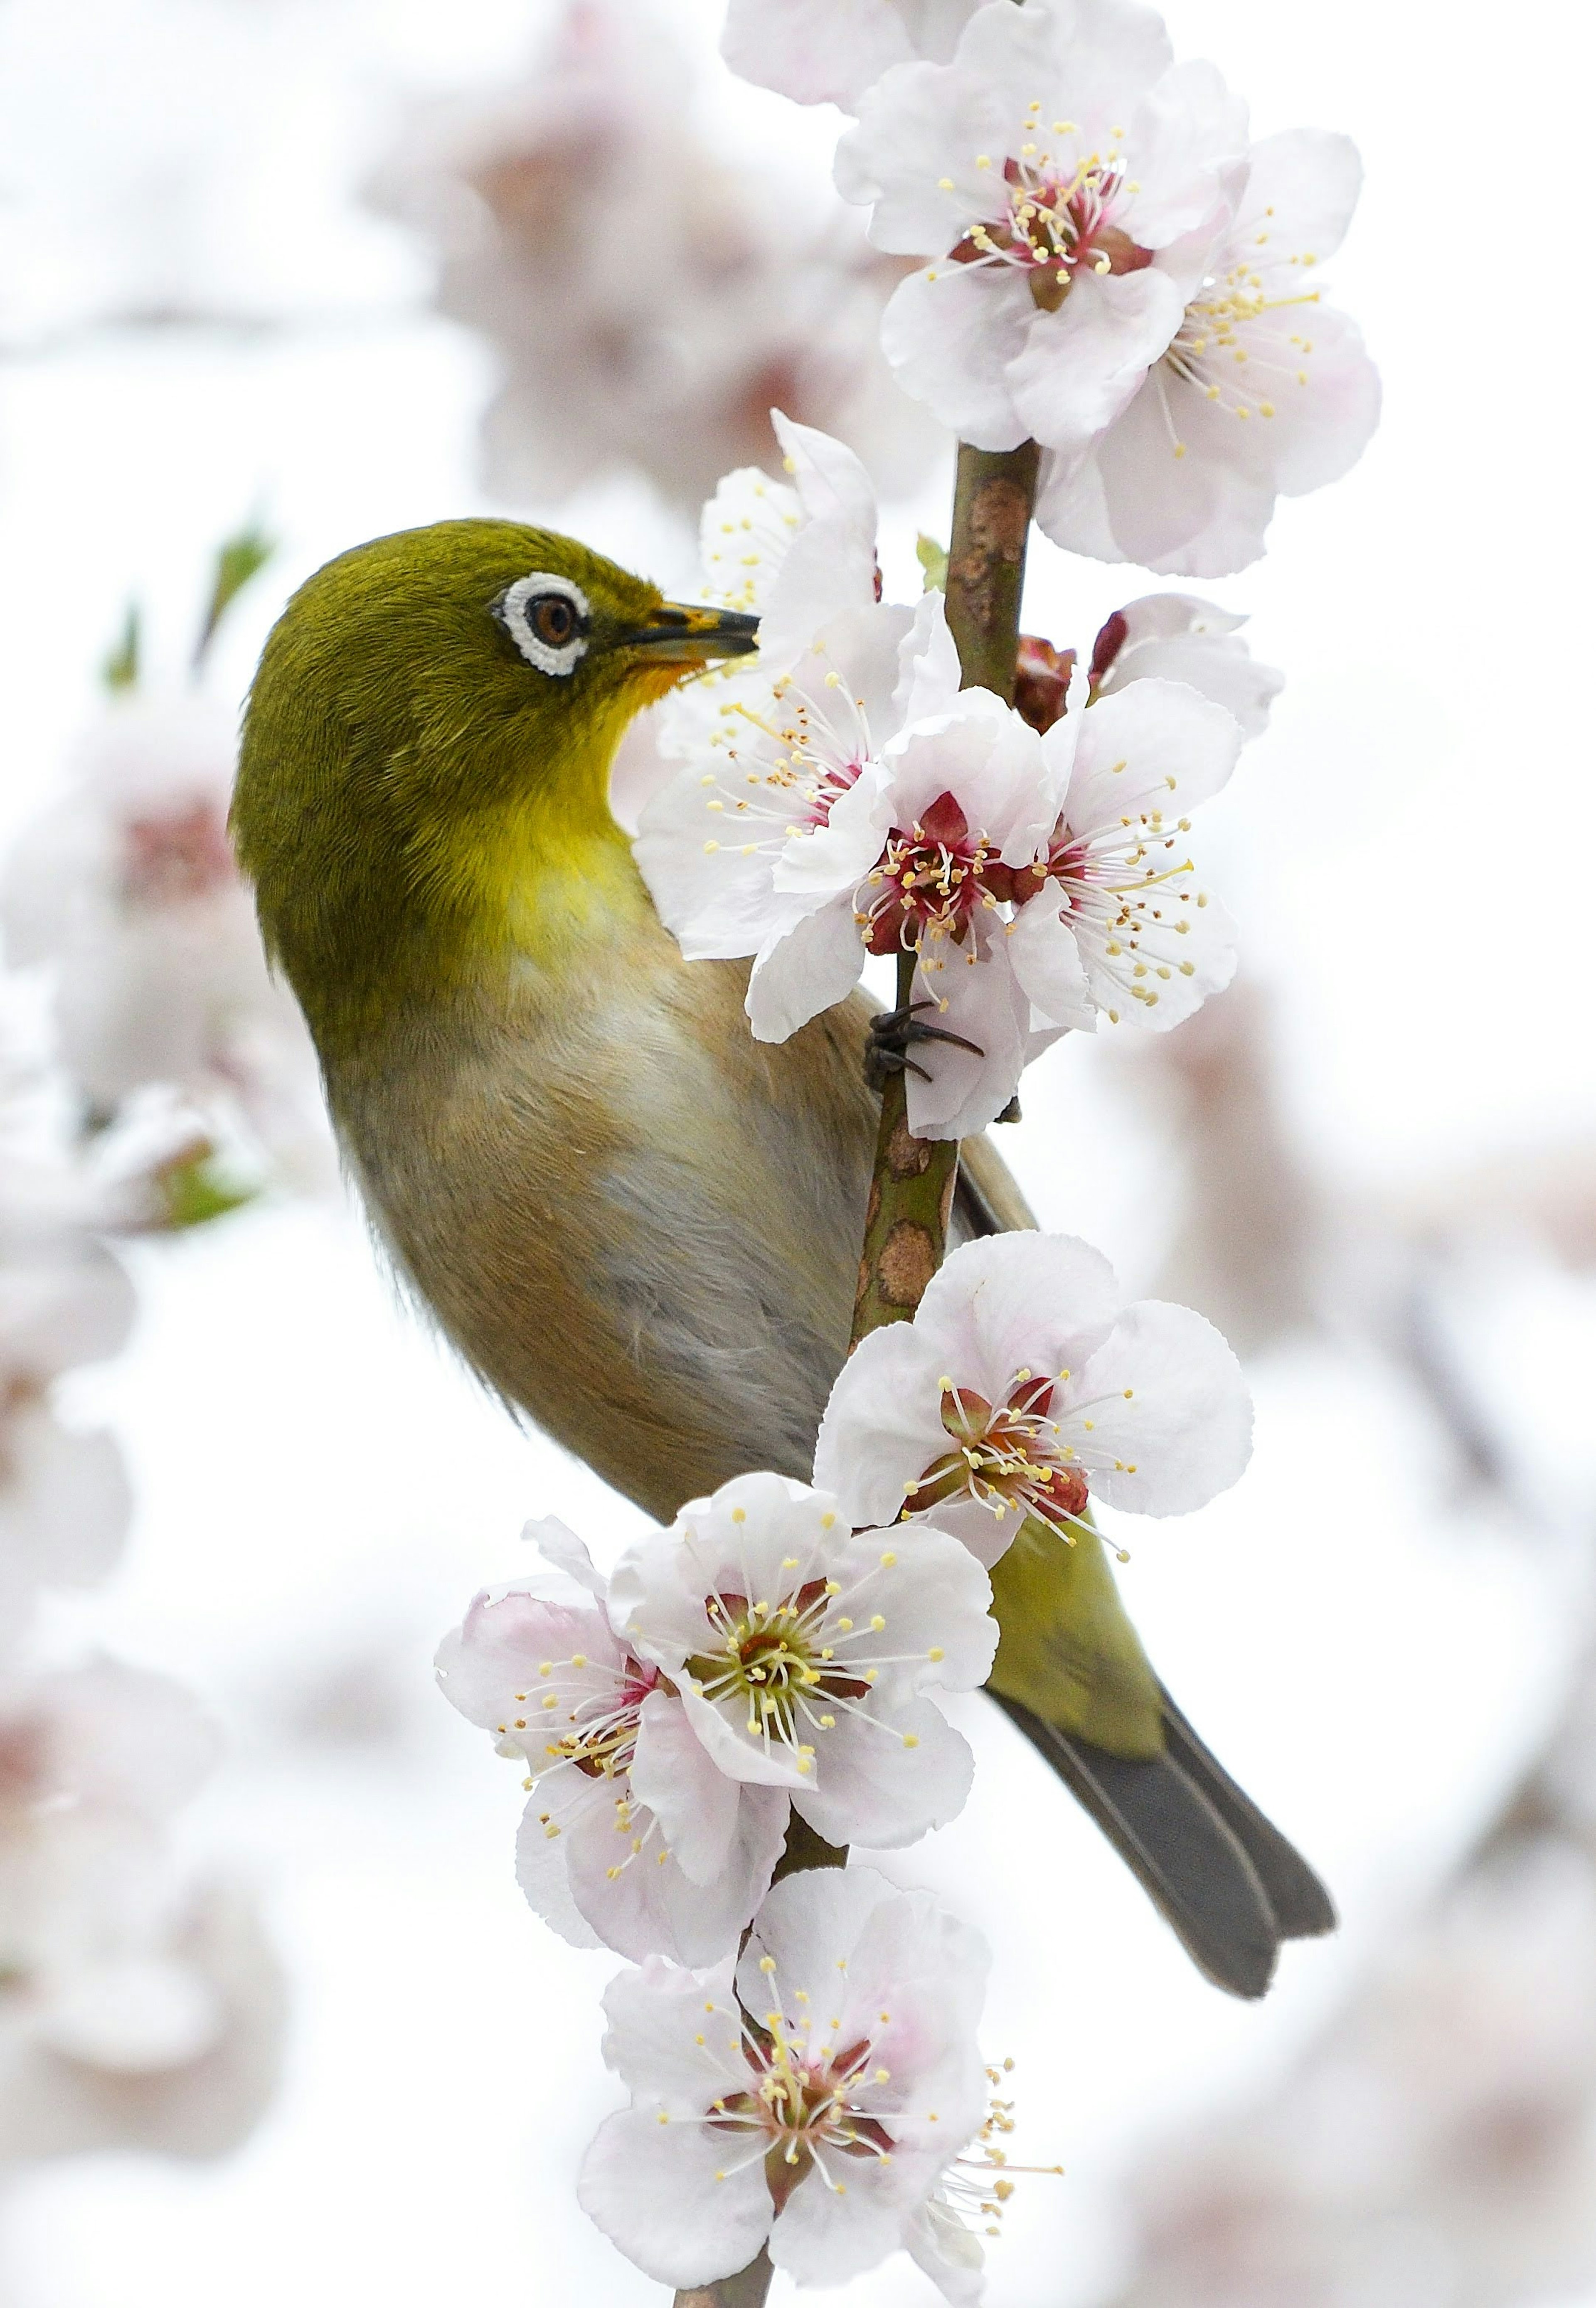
[327,907,879,1522]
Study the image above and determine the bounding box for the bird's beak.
[616,603,760,663]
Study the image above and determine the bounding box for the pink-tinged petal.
[1069,1298,1252,1514]
[598,1951,745,2102]
[1005,899,1096,1030]
[759,421,883,667]
[795,1695,973,1848]
[1078,881,1238,1034]
[434,1588,618,1741]
[578,2108,772,2287]
[906,2200,988,2303]
[633,764,781,958]
[513,1768,608,1951]
[562,1779,781,1966]
[836,6,1062,249]
[913,1232,1122,1402]
[1008,266,1187,457]
[630,1691,743,1886]
[880,264,1033,450]
[1122,58,1249,244]
[814,1323,950,1530]
[1264,304,1382,498]
[1239,127,1364,267]
[522,1514,607,1597]
[890,589,966,729]
[914,1492,1025,1568]
[722,0,916,111]
[882,692,1051,860]
[1101,595,1283,741]
[746,897,866,1041]
[904,931,1030,1139]
[1065,676,1243,830]
[680,1683,811,1791]
[770,2163,907,2286]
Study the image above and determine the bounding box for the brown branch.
[853,437,1041,1344]
[673,435,1040,2308]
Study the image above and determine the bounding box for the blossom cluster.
[631,410,1273,1136]
[0,999,283,2162]
[727,0,1377,575]
[439,1229,1248,2293]
[0,558,303,2168]
[372,0,941,515]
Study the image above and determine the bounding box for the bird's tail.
[988,1686,1335,1999]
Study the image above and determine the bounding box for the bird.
[231,517,1333,1999]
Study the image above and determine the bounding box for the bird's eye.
[493,572,592,677]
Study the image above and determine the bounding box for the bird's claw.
[865,1000,985,1093]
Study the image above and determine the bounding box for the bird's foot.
[865,1000,984,1093]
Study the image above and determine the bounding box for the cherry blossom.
[577,1865,1000,2293]
[722,0,979,113]
[610,412,888,837]
[815,1232,1251,1563]
[373,0,937,519]
[1034,129,1379,573]
[436,1519,788,1963]
[1000,667,1243,1043]
[608,1472,996,1851]
[0,1657,282,2157]
[835,0,1247,455]
[1016,592,1282,741]
[0,694,330,1191]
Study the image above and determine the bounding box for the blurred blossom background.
[0,0,1591,2303]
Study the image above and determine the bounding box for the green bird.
[231,518,1332,1998]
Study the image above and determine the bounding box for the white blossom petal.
[1062,1297,1252,1512]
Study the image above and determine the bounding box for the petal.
[523,1515,608,1598]
[598,1950,744,2101]
[1064,675,1243,829]
[770,2162,907,2286]
[1008,266,1186,457]
[814,1323,951,1529]
[746,897,866,1041]
[759,415,882,666]
[1121,57,1249,244]
[1239,127,1364,267]
[795,1695,974,1848]
[633,765,781,958]
[696,464,802,613]
[879,264,1033,451]
[720,0,914,112]
[1005,899,1096,1030]
[630,1692,742,1886]
[889,589,966,729]
[1078,879,1239,1035]
[577,2108,771,2287]
[1068,1298,1252,1514]
[513,1769,608,1951]
[904,932,1030,1140]
[913,1232,1122,1402]
[434,1588,618,1741]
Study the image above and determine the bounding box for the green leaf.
[194,520,275,668]
[915,533,948,593]
[102,602,141,693]
[152,1143,259,1232]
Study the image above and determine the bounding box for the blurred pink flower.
[372,0,941,514]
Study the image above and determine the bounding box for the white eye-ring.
[493,572,592,676]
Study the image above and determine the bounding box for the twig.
[674,435,1041,2308]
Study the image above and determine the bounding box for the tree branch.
[672,435,1040,2308]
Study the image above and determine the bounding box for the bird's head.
[232,519,757,1048]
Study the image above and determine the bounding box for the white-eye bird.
[231,520,1332,1998]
